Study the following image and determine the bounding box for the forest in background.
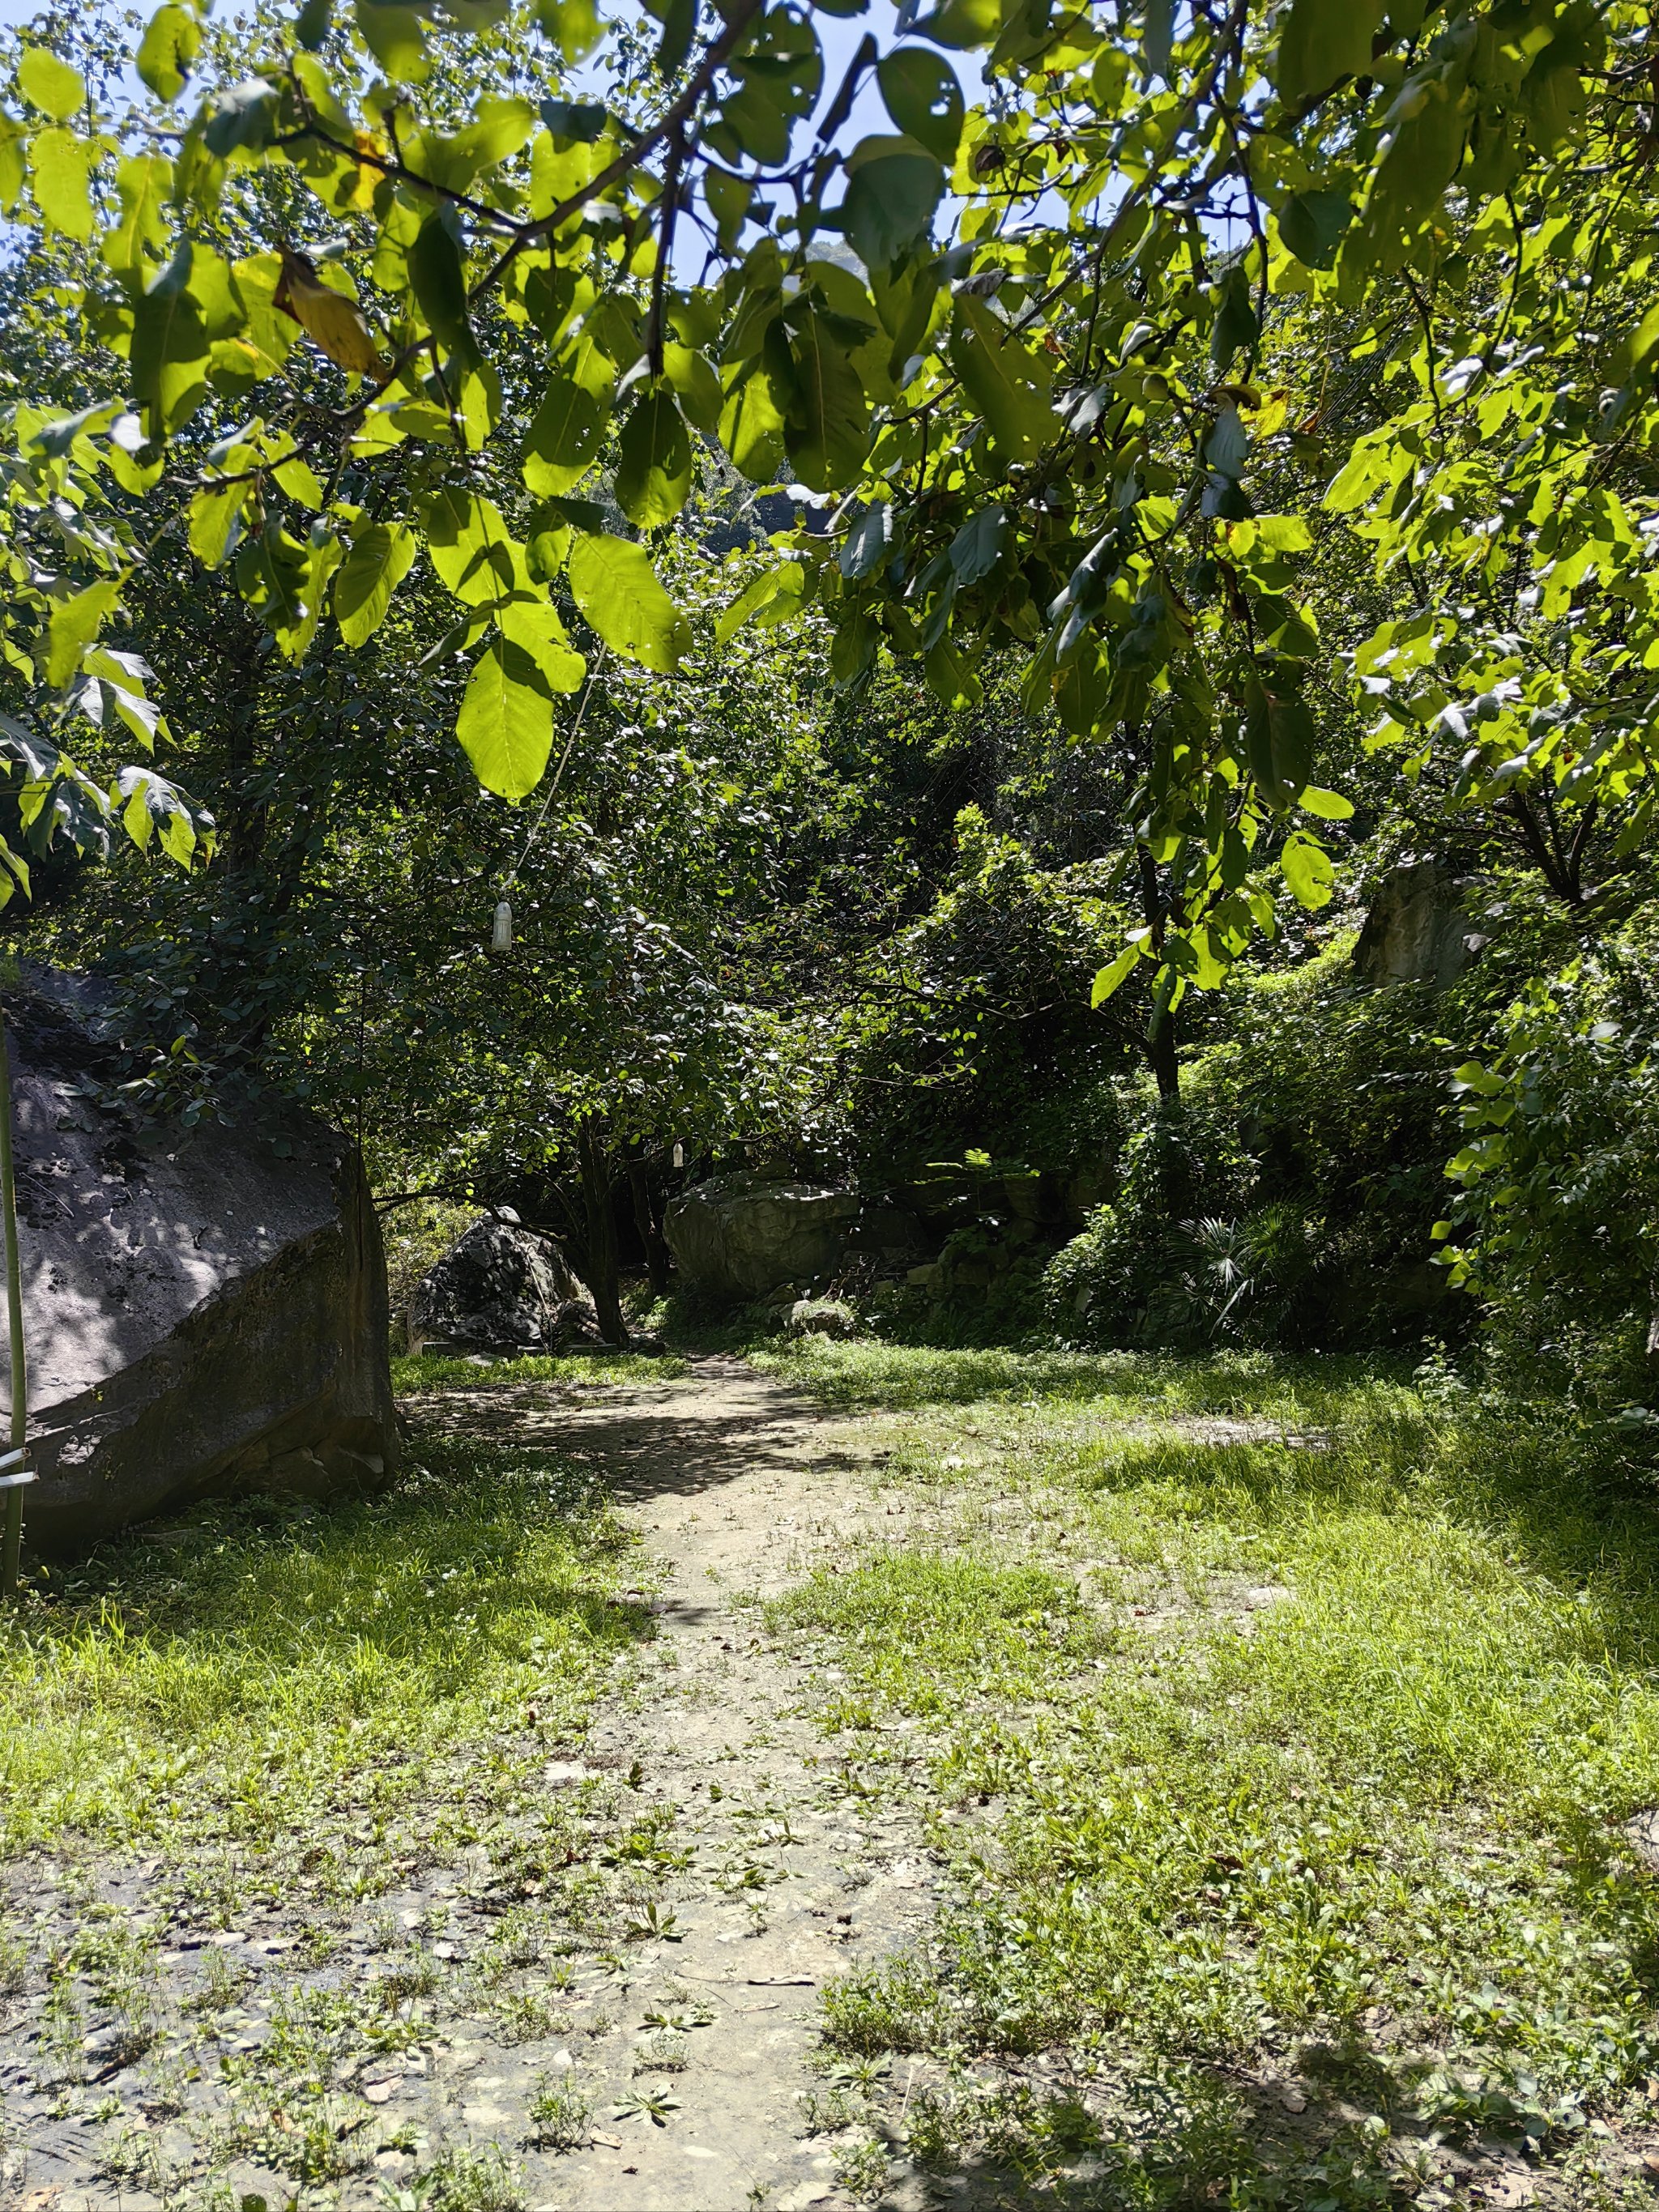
[0,0,1654,1423]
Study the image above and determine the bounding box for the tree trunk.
[578,1117,627,1345]
[628,1153,673,1298]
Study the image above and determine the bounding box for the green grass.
[753,1335,1418,1421]
[0,1435,646,1862]
[771,1345,1659,2203]
[392,1347,688,1392]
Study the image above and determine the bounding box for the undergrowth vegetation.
[771,1343,1659,2206]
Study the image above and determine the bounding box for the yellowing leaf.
[273,249,387,377]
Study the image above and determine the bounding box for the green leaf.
[1280,833,1334,910]
[716,565,790,646]
[29,126,93,239]
[913,0,998,51]
[1091,942,1142,1006]
[663,343,723,437]
[104,153,173,287]
[1276,0,1384,107]
[498,599,585,693]
[1279,189,1352,269]
[335,522,416,645]
[1299,785,1354,820]
[615,390,693,528]
[188,479,250,569]
[407,214,471,356]
[949,504,1007,586]
[19,47,86,121]
[135,4,202,101]
[456,636,557,799]
[1142,0,1173,79]
[523,368,608,497]
[424,487,529,607]
[203,75,278,156]
[540,96,608,140]
[46,580,120,688]
[949,294,1058,462]
[786,309,869,492]
[719,350,789,482]
[839,141,944,271]
[840,503,894,581]
[566,533,690,673]
[876,50,963,164]
[130,241,210,435]
[355,0,429,81]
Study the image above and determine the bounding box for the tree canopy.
[2,0,1653,1035]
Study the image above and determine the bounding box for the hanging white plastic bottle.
[491,899,513,953]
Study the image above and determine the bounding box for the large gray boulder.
[6,974,397,1553]
[663,1174,860,1299]
[408,1217,599,1354]
[1354,859,1491,989]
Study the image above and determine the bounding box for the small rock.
[1627,1809,1659,1871]
[1279,2086,1307,2113]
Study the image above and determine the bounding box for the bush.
[1441,910,1659,1419]
[1045,936,1492,1353]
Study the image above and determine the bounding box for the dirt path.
[513,1354,932,2212]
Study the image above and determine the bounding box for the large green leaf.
[566,534,690,673]
[497,599,586,693]
[876,51,963,164]
[335,522,416,645]
[456,635,557,799]
[135,4,202,101]
[130,241,210,434]
[1276,0,1384,106]
[523,368,607,497]
[19,48,86,120]
[424,487,528,606]
[615,390,693,528]
[407,213,472,356]
[45,580,120,688]
[839,139,944,271]
[949,295,1059,461]
[29,126,93,239]
[719,348,789,483]
[1280,833,1334,910]
[188,480,251,569]
[787,309,869,492]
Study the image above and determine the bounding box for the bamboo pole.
[0,1012,27,1598]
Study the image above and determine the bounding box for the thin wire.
[501,648,606,896]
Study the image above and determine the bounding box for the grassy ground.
[0,1396,667,2210]
[758,1339,1659,2208]
[391,1347,689,1392]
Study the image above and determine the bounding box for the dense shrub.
[1442,910,1659,1418]
[1045,938,1470,1350]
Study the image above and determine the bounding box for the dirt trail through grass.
[0,1354,927,2212]
[493,1353,934,2212]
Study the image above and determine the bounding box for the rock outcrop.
[6,972,397,1552]
[1354,859,1491,989]
[408,1217,599,1354]
[663,1174,861,1299]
